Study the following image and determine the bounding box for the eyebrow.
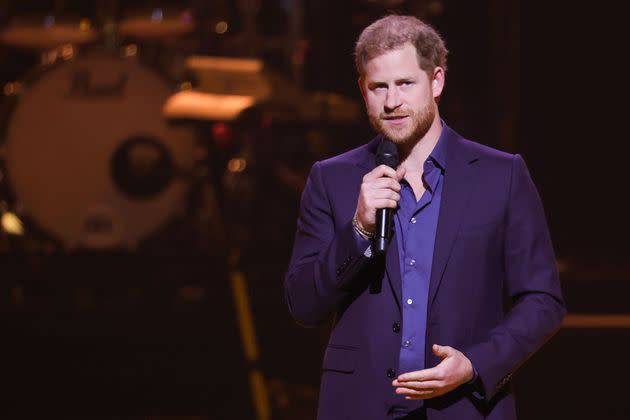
[367,77,415,88]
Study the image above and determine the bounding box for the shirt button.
[407,298,413,305]
[392,322,401,333]
[403,340,411,348]
[387,368,396,379]
[409,259,416,266]
[410,217,416,224]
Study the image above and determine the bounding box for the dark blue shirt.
[392,131,446,416]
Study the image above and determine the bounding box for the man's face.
[359,43,443,146]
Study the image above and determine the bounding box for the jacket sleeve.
[284,161,372,327]
[463,154,567,401]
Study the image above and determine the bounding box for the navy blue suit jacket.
[285,125,566,420]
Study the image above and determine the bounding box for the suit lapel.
[385,235,402,313]
[428,129,479,313]
[352,135,381,171]
[354,135,404,313]
[351,132,479,314]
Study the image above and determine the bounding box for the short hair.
[354,15,448,78]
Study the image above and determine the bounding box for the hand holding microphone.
[353,140,403,253]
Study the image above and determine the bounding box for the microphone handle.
[373,207,392,254]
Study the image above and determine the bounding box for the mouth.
[383,115,409,125]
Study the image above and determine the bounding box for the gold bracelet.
[352,217,374,240]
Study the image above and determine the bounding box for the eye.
[369,84,386,91]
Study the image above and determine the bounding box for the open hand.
[392,344,474,400]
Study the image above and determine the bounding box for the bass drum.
[1,52,199,251]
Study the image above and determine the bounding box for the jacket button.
[387,368,396,379]
[392,322,401,333]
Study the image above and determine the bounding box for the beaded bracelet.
[352,217,375,240]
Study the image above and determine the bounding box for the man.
[284,15,565,420]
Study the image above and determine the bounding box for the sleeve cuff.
[468,367,485,400]
[352,229,373,258]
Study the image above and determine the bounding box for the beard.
[368,100,436,147]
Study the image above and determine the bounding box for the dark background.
[0,0,628,418]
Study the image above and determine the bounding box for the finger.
[392,380,441,390]
[432,344,453,359]
[370,199,399,209]
[395,387,434,399]
[369,190,401,202]
[368,177,402,192]
[397,367,440,383]
[363,165,398,181]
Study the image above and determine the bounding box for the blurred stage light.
[122,44,138,57]
[185,56,263,73]
[2,212,24,235]
[227,158,247,173]
[212,122,233,148]
[4,82,22,96]
[163,91,256,121]
[61,44,74,61]
[215,21,228,34]
[80,19,91,32]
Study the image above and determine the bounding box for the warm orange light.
[228,158,247,173]
[41,49,58,65]
[215,21,228,34]
[185,56,263,73]
[80,18,91,31]
[3,82,22,96]
[163,91,256,121]
[61,44,74,60]
[121,44,138,58]
[2,212,24,235]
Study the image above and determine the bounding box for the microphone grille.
[376,139,399,168]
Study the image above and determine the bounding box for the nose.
[384,86,402,111]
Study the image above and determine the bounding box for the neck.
[398,115,442,173]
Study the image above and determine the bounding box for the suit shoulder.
[455,137,526,176]
[459,137,515,162]
[316,141,373,171]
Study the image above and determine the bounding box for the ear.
[431,66,445,99]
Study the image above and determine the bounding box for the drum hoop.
[0,47,195,249]
[0,45,187,144]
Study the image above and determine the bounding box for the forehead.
[364,43,423,80]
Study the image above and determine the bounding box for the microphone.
[374,139,399,254]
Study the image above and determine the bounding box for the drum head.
[3,53,197,250]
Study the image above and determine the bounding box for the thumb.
[432,344,452,359]
[395,165,406,180]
